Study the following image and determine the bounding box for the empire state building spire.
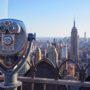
[72,19,77,32]
[74,19,75,27]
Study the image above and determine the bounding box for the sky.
[0,0,90,37]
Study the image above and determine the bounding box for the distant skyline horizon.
[0,0,90,37]
[36,36,88,38]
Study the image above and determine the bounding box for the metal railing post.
[43,83,46,90]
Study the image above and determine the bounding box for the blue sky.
[0,0,90,37]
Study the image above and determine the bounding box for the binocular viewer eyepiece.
[0,20,20,34]
[0,19,28,68]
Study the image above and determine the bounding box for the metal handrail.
[0,75,90,89]
[18,77,90,87]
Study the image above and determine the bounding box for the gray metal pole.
[1,73,22,90]
[4,73,18,90]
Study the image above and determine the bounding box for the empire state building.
[71,20,79,62]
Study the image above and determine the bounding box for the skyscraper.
[71,20,79,62]
[46,44,58,66]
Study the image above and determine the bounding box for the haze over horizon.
[0,0,90,38]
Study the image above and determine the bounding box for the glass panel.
[0,0,8,18]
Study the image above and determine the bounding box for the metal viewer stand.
[0,19,35,90]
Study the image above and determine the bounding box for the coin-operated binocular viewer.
[0,19,35,90]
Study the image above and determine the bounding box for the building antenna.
[74,17,76,27]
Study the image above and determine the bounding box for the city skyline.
[0,0,90,37]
